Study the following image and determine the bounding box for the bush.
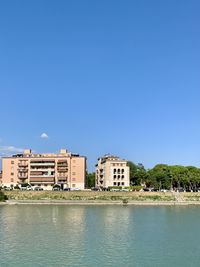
[0,191,8,202]
[122,198,128,204]
[131,186,143,191]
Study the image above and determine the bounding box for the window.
[72,184,76,187]
[11,161,14,164]
[11,178,14,182]
[72,172,76,175]
[121,175,124,179]
[11,172,14,176]
[113,175,116,179]
[72,178,76,181]
[118,175,120,179]
[113,169,116,174]
[113,182,116,186]
[122,182,124,186]
[121,169,124,173]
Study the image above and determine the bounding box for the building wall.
[2,158,19,186]
[2,149,86,189]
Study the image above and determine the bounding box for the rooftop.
[3,149,85,159]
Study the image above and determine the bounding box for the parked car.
[71,188,81,191]
[121,188,129,192]
[52,187,61,191]
[177,188,185,192]
[63,187,70,191]
[91,187,99,191]
[4,187,12,191]
[110,188,121,192]
[34,187,43,191]
[160,189,168,193]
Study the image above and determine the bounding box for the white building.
[95,154,130,189]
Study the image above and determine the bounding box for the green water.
[0,205,200,267]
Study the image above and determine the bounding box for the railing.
[18,175,28,179]
[57,167,68,171]
[18,163,28,167]
[30,168,55,171]
[18,168,28,172]
[57,177,67,181]
[30,175,55,178]
[30,177,55,183]
[57,163,68,166]
[30,162,55,166]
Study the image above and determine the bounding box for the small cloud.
[40,133,49,139]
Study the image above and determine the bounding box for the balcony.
[30,168,55,171]
[30,174,55,178]
[18,168,28,172]
[57,167,68,172]
[57,160,68,165]
[18,174,28,179]
[18,163,28,167]
[30,177,55,183]
[57,163,68,166]
[57,176,68,182]
[30,171,43,176]
[30,162,55,166]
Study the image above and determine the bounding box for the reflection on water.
[1,205,200,267]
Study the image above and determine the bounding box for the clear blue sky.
[0,0,200,171]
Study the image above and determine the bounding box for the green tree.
[86,172,95,188]
[127,161,147,185]
[147,164,172,190]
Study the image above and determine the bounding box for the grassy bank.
[3,191,177,202]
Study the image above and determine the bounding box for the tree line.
[128,162,200,191]
[86,162,200,191]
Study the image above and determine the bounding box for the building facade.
[2,149,86,190]
[95,154,130,189]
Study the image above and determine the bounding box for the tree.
[127,161,147,186]
[86,172,95,188]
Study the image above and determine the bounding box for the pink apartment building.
[2,149,86,190]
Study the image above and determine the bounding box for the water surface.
[0,205,200,267]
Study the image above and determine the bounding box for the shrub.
[0,191,8,202]
[131,186,143,191]
[122,198,128,204]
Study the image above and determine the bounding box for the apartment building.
[2,149,86,190]
[95,154,130,189]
